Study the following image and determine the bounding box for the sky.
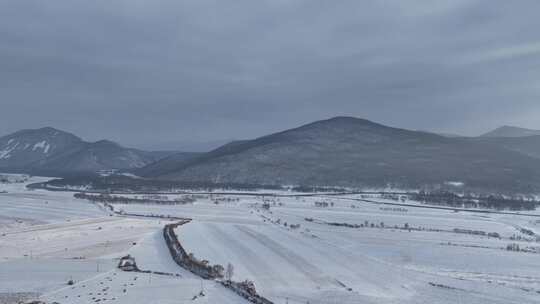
[1,0,540,151]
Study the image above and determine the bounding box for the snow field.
[2,176,540,304]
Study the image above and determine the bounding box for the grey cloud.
[1,0,540,150]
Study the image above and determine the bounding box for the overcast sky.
[1,0,540,150]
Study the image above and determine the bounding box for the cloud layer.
[1,0,540,150]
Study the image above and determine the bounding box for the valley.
[1,175,539,304]
[4,1,540,303]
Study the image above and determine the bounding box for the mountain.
[140,139,237,153]
[435,132,463,138]
[0,127,177,175]
[37,140,166,172]
[134,151,205,177]
[473,135,540,159]
[481,126,540,138]
[140,117,540,192]
[476,126,540,159]
[0,127,85,168]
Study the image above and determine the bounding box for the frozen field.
[116,194,540,303]
[0,176,249,304]
[2,176,540,303]
[0,177,105,230]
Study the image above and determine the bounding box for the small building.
[118,255,139,272]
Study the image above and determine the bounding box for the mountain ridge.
[140,116,540,192]
[0,127,179,175]
[481,125,540,138]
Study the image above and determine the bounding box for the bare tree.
[225,263,234,282]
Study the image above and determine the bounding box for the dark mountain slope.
[481,126,540,138]
[133,151,203,177]
[37,140,165,172]
[473,135,540,159]
[143,117,540,192]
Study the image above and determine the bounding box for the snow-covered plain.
[0,176,104,230]
[0,177,249,304]
[114,194,540,304]
[2,176,540,304]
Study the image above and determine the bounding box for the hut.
[118,255,139,271]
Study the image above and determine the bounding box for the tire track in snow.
[206,223,290,288]
[235,225,337,287]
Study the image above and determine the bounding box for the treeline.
[31,174,378,194]
[40,174,284,193]
[411,191,540,211]
[311,218,503,238]
[163,221,224,280]
[453,228,500,238]
[221,280,274,304]
[164,221,274,304]
[74,192,195,205]
[290,185,349,193]
[0,174,29,184]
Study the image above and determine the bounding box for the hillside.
[141,117,540,192]
[474,135,540,159]
[135,151,204,177]
[37,140,168,172]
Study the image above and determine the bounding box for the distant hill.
[0,127,84,169]
[134,151,204,177]
[474,135,540,159]
[0,127,177,175]
[140,117,540,192]
[436,132,463,138]
[481,126,540,138]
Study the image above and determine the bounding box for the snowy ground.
[0,177,248,304]
[2,176,540,303]
[115,194,540,304]
[0,177,104,230]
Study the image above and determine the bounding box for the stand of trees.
[163,221,224,279]
[36,174,284,193]
[0,174,29,184]
[74,192,195,205]
[412,191,540,211]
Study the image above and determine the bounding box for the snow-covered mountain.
[0,127,175,175]
[0,127,84,168]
